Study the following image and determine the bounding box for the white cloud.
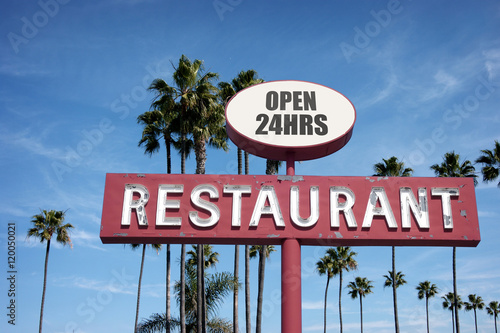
[302,300,329,310]
[483,48,500,80]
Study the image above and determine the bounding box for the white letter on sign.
[156,184,184,226]
[122,184,149,226]
[400,187,429,229]
[223,185,252,227]
[330,186,357,228]
[362,187,397,229]
[189,185,220,227]
[290,186,319,228]
[431,187,459,229]
[250,186,285,227]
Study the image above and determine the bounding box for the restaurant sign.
[100,173,480,247]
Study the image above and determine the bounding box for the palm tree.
[153,55,228,333]
[219,69,264,176]
[27,210,74,333]
[188,244,220,332]
[131,244,162,333]
[219,70,263,333]
[316,254,336,333]
[347,277,374,333]
[476,140,500,187]
[138,255,239,333]
[138,89,183,333]
[431,151,477,333]
[373,156,414,177]
[373,156,413,333]
[416,281,439,333]
[139,83,179,174]
[383,270,407,289]
[486,301,500,333]
[250,245,276,333]
[442,292,463,333]
[328,247,357,333]
[187,244,219,269]
[464,294,484,333]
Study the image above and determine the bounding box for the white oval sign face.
[225,80,356,161]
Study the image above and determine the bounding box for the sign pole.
[281,153,302,333]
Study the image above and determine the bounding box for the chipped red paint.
[100,173,480,247]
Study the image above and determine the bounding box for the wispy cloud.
[302,300,330,310]
[57,275,135,295]
[483,47,500,80]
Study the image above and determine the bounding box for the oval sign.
[225,80,356,161]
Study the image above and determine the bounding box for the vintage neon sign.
[100,173,480,246]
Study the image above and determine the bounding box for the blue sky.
[1,0,499,332]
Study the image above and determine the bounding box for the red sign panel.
[100,173,480,247]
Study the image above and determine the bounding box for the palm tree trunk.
[237,148,242,175]
[256,245,267,333]
[194,135,207,175]
[197,245,203,332]
[473,309,478,333]
[201,245,207,333]
[233,245,239,333]
[339,270,343,333]
[166,135,172,333]
[244,151,249,175]
[166,244,171,333]
[164,135,172,175]
[245,245,251,333]
[180,244,186,333]
[180,123,186,333]
[323,276,330,333]
[392,246,400,333]
[425,297,429,333]
[134,244,146,333]
[451,307,455,333]
[39,239,51,333]
[453,247,460,333]
[181,133,186,174]
[360,297,364,333]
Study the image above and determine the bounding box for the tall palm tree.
[442,292,463,333]
[154,55,228,333]
[219,69,264,176]
[131,244,162,333]
[431,151,477,333]
[27,209,74,333]
[464,294,485,333]
[250,245,276,333]
[476,140,500,187]
[316,254,336,333]
[347,277,374,333]
[138,91,182,333]
[328,247,357,333]
[487,301,500,333]
[416,281,439,333]
[219,70,263,333]
[373,156,413,333]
